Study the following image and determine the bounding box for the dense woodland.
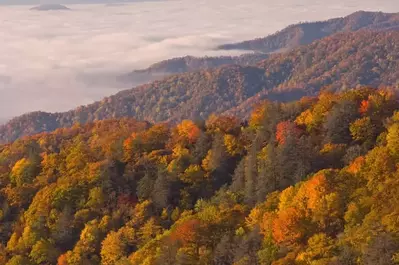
[1,30,398,143]
[218,11,399,52]
[1,87,399,264]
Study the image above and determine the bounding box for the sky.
[0,0,398,122]
[0,0,145,4]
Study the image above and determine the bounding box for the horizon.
[0,0,145,5]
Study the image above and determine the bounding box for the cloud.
[0,0,151,5]
[0,0,398,121]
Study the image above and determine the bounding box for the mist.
[0,0,398,122]
[0,0,148,5]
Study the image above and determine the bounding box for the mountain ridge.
[1,29,397,143]
[120,11,399,87]
[118,53,269,86]
[217,10,399,52]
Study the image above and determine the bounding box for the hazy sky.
[0,0,398,122]
[0,0,142,4]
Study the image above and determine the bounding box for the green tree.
[5,256,33,265]
[30,239,60,264]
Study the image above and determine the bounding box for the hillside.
[1,88,399,265]
[218,11,399,52]
[120,11,398,86]
[0,30,398,143]
[118,53,269,85]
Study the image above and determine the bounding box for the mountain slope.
[1,30,398,143]
[118,53,269,85]
[121,11,399,86]
[218,11,399,52]
[1,88,399,265]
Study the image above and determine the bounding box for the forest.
[1,87,399,264]
[1,30,398,143]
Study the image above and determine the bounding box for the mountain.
[121,11,399,86]
[120,11,399,87]
[217,11,399,53]
[1,30,398,143]
[118,53,269,86]
[30,4,70,11]
[1,88,399,265]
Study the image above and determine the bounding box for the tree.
[257,236,278,265]
[296,233,337,264]
[64,220,103,264]
[224,134,243,156]
[173,120,201,146]
[51,206,75,248]
[138,218,161,246]
[0,243,7,265]
[206,115,241,135]
[230,158,245,193]
[387,122,399,157]
[136,171,156,201]
[272,207,304,245]
[151,167,171,210]
[234,228,262,265]
[171,219,201,246]
[276,135,312,189]
[363,233,399,265]
[64,138,93,175]
[30,239,60,264]
[213,235,237,265]
[10,158,39,187]
[100,231,128,265]
[249,102,281,139]
[275,121,301,145]
[86,187,106,210]
[257,144,279,202]
[192,131,211,164]
[5,256,33,265]
[185,164,203,181]
[324,100,359,144]
[244,144,258,206]
[350,117,376,145]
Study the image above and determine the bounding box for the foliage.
[0,88,399,264]
[1,29,398,143]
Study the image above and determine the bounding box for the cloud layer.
[0,0,149,5]
[0,0,398,122]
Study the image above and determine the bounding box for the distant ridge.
[119,53,269,85]
[218,11,399,52]
[30,4,70,11]
[120,11,399,86]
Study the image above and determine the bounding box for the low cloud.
[0,0,398,121]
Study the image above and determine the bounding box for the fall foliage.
[0,88,399,264]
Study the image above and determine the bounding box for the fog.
[0,0,398,122]
[0,0,148,5]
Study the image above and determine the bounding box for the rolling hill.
[0,30,397,143]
